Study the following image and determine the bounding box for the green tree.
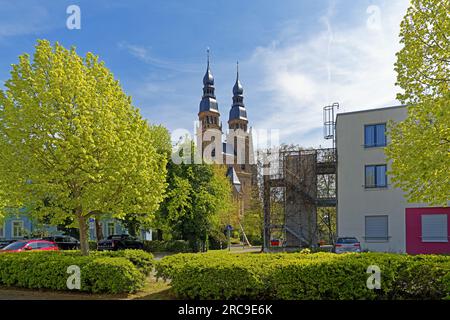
[317,207,336,245]
[240,181,263,245]
[155,140,233,252]
[209,164,237,248]
[386,0,449,205]
[120,125,172,237]
[0,40,168,255]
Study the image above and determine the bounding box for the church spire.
[232,61,244,97]
[199,48,220,127]
[199,48,218,109]
[229,61,248,131]
[203,48,214,88]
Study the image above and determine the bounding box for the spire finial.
[236,61,239,80]
[207,47,210,68]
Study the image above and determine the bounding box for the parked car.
[0,239,59,252]
[97,234,143,251]
[334,237,361,253]
[0,240,15,249]
[42,235,80,250]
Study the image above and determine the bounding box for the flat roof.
[336,105,406,118]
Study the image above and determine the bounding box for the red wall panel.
[405,207,450,254]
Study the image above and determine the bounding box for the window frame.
[421,214,448,243]
[107,222,116,237]
[365,164,387,188]
[11,220,25,239]
[364,123,387,148]
[364,215,389,242]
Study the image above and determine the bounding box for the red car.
[0,239,59,252]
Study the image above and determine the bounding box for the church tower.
[196,55,255,214]
[228,62,248,132]
[198,50,222,160]
[228,62,253,210]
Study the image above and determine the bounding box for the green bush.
[156,252,450,300]
[0,250,151,293]
[59,249,153,276]
[89,240,97,251]
[81,257,144,293]
[143,240,165,252]
[143,240,191,253]
[100,249,154,275]
[230,237,241,245]
[246,235,263,246]
[208,236,225,250]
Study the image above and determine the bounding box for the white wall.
[336,106,423,253]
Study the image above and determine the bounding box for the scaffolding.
[262,103,339,251]
[263,148,337,250]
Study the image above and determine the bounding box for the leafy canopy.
[386,0,449,205]
[0,40,168,252]
[154,140,234,251]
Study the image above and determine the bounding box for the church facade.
[196,52,256,216]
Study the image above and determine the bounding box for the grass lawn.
[0,275,175,300]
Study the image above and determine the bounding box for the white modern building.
[336,105,449,254]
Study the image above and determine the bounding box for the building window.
[421,214,448,242]
[364,124,386,147]
[12,220,24,238]
[365,215,389,241]
[0,223,4,238]
[365,165,387,188]
[107,222,116,236]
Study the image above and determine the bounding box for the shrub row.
[0,249,154,294]
[156,251,450,300]
[89,240,98,251]
[143,240,191,253]
[65,249,154,276]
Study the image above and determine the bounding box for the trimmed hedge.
[0,249,154,294]
[156,252,450,300]
[101,249,154,275]
[81,257,144,293]
[143,240,191,253]
[64,249,154,276]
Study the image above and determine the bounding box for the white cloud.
[247,0,410,148]
[117,41,198,73]
[0,1,52,39]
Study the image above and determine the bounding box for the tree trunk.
[128,222,137,237]
[78,212,89,256]
[156,229,163,241]
[95,219,103,241]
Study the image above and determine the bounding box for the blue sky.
[0,0,410,148]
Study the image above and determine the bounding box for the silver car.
[334,237,361,253]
